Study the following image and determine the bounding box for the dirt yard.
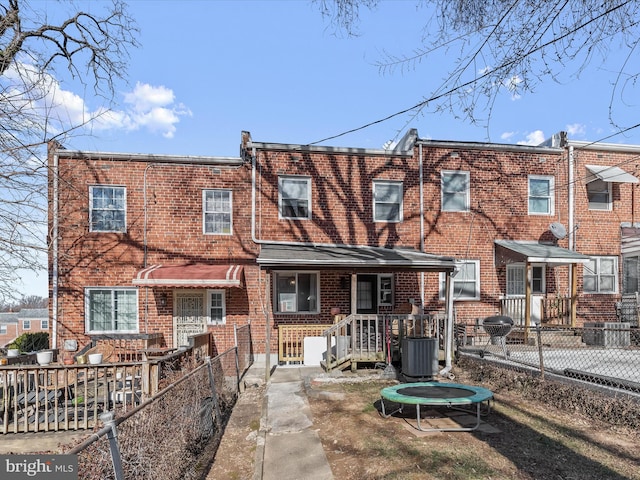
[207,362,640,480]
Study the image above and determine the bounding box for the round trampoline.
[380,382,493,432]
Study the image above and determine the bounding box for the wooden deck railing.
[0,335,212,434]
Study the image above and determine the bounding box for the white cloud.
[98,81,192,138]
[517,130,545,146]
[2,61,191,139]
[124,82,175,111]
[501,131,515,141]
[566,123,586,137]
[502,75,523,100]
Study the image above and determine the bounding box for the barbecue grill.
[479,315,514,359]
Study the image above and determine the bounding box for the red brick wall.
[49,139,640,358]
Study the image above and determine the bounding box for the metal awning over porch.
[132,264,244,287]
[495,240,591,266]
[586,165,639,184]
[256,243,457,271]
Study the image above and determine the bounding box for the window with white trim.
[373,180,403,222]
[85,288,138,333]
[506,264,545,296]
[0,325,6,334]
[439,260,480,300]
[379,274,393,306]
[41,320,49,330]
[584,256,618,293]
[279,176,311,219]
[90,186,126,232]
[274,271,319,313]
[203,189,232,234]
[207,290,226,324]
[587,179,612,210]
[441,170,470,212]
[22,320,31,330]
[528,175,554,215]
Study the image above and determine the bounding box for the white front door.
[173,291,206,347]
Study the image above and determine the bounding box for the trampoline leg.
[380,398,403,419]
[413,403,484,433]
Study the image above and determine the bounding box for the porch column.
[264,270,271,383]
[570,263,578,327]
[525,262,532,328]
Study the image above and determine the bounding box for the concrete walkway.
[254,366,333,480]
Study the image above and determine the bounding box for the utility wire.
[308,1,633,148]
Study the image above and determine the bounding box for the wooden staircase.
[321,314,386,372]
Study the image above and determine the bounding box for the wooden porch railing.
[500,296,573,326]
[500,297,526,324]
[322,313,447,371]
[278,324,333,365]
[542,296,572,326]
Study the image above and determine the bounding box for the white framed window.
[587,179,612,211]
[41,320,49,330]
[207,290,226,324]
[623,255,640,294]
[379,274,394,306]
[439,260,480,300]
[203,189,232,234]
[22,320,31,330]
[279,176,311,219]
[373,180,403,222]
[274,271,319,313]
[0,325,6,334]
[506,264,545,296]
[85,288,138,333]
[441,170,470,212]
[528,175,554,215]
[90,185,127,232]
[584,256,618,294]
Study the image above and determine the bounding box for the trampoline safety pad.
[380,382,494,432]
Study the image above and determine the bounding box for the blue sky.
[17,0,640,297]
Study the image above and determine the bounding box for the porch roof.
[256,243,457,271]
[495,240,591,265]
[586,165,639,184]
[132,264,244,287]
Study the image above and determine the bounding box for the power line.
[308,1,634,148]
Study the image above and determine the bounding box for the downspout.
[568,145,576,323]
[52,152,59,350]
[568,145,576,251]
[419,143,425,305]
[439,269,455,378]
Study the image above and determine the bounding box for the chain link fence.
[66,326,253,480]
[457,321,640,393]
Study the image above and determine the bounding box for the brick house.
[47,130,639,365]
[0,308,49,348]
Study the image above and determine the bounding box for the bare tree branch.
[0,0,139,301]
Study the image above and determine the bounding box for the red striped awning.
[133,264,243,287]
